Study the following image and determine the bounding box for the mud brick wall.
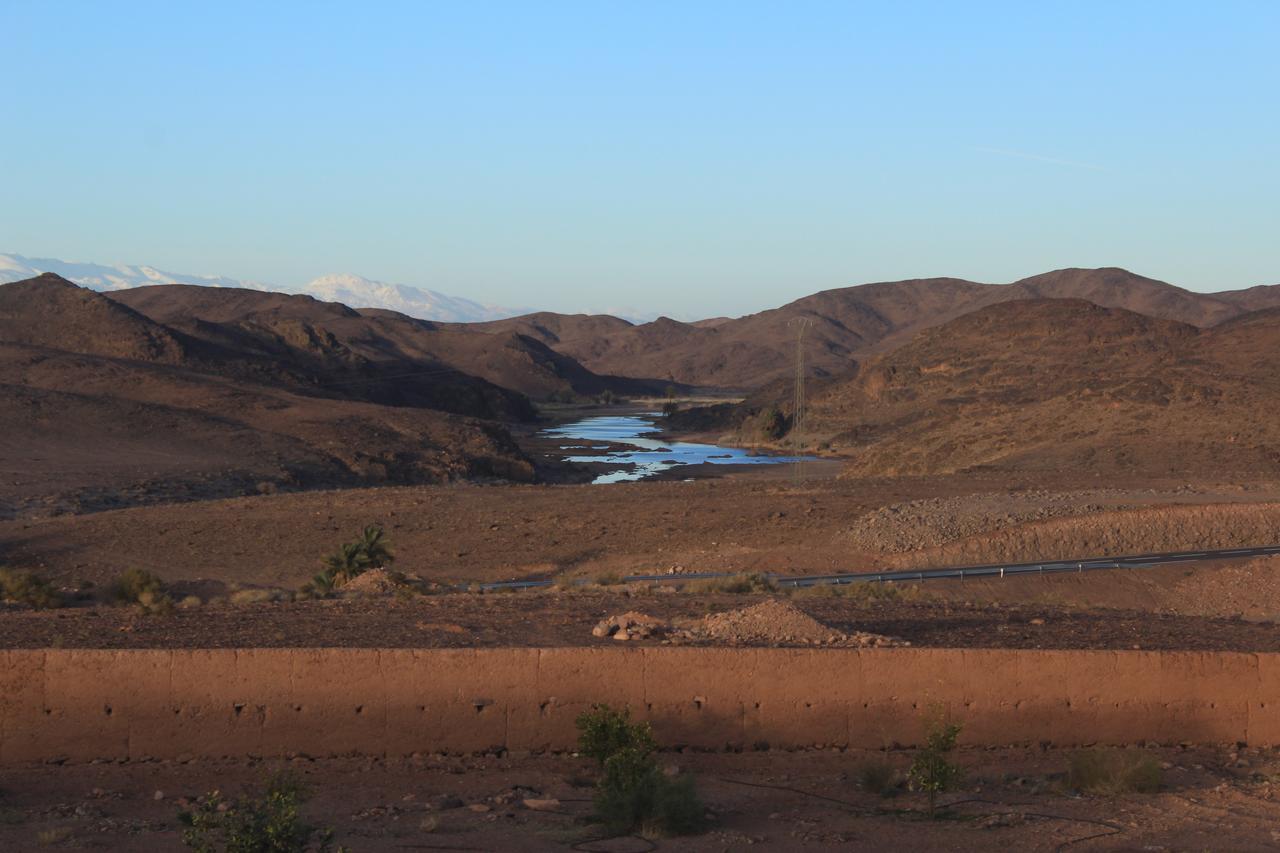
[0,648,1275,763]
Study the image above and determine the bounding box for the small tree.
[908,706,963,817]
[575,704,704,837]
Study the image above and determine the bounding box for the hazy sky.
[3,1,1277,317]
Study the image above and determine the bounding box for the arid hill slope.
[111,285,654,402]
[469,268,1280,388]
[805,298,1280,477]
[0,276,537,517]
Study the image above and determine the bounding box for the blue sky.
[3,1,1277,317]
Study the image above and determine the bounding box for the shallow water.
[543,413,812,484]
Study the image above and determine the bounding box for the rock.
[153,790,165,801]
[522,798,561,812]
[467,803,491,813]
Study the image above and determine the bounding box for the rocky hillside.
[804,298,1280,478]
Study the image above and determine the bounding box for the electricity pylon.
[788,317,812,483]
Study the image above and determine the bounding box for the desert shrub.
[0,568,63,610]
[111,568,166,604]
[595,572,625,587]
[136,589,175,616]
[179,771,339,853]
[1067,749,1163,795]
[858,758,899,796]
[230,588,279,606]
[575,704,704,837]
[37,826,74,846]
[684,572,776,594]
[908,707,963,816]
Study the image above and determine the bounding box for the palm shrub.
[356,525,393,568]
[313,524,395,593]
[323,542,370,584]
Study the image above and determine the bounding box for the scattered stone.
[467,803,491,813]
[592,611,667,641]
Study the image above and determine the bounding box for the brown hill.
[111,285,654,404]
[0,276,543,517]
[467,268,1276,389]
[0,273,187,362]
[799,298,1280,478]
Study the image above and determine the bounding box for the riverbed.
[542,413,813,483]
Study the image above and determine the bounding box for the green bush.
[575,704,705,837]
[1067,749,1163,795]
[908,707,963,816]
[179,772,340,853]
[0,568,63,610]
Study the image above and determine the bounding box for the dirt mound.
[680,599,900,647]
[340,569,403,596]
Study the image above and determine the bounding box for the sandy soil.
[4,746,1280,851]
[4,588,1280,651]
[4,474,1279,592]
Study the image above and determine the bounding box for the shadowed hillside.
[112,285,661,403]
[0,275,539,517]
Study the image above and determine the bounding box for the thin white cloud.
[975,146,1106,172]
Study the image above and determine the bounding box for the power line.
[787,317,812,484]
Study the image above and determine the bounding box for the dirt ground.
[4,746,1280,851]
[4,473,1280,592]
[4,582,1280,651]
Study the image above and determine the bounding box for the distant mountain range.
[0,254,521,323]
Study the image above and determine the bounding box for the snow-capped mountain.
[298,273,518,323]
[0,252,267,292]
[0,254,521,323]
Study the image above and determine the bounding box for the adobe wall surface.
[0,648,1274,763]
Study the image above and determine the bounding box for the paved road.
[476,544,1280,591]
